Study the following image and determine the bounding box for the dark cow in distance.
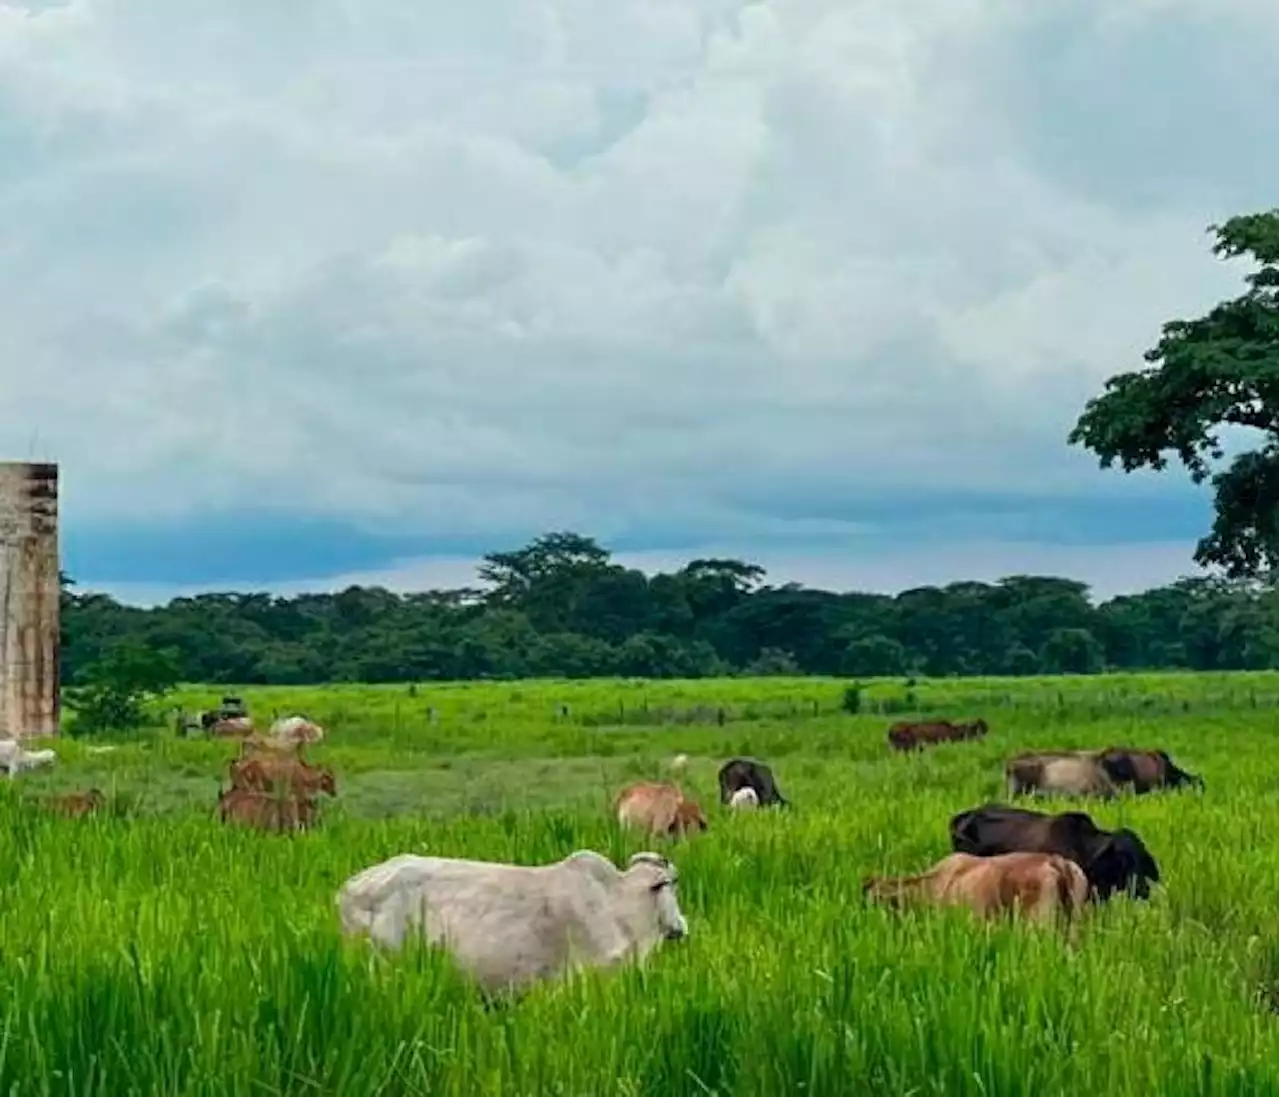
[718,758,789,808]
[949,803,1161,900]
[1097,748,1204,794]
[888,719,988,752]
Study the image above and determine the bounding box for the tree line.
[58,207,1280,689]
[60,531,1278,686]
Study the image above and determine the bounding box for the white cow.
[269,716,324,747]
[0,740,58,778]
[728,786,759,810]
[335,849,689,993]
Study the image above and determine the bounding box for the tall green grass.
[1,673,1275,1095]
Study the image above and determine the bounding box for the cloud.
[1,0,1275,588]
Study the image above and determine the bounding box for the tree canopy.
[1069,209,1279,580]
[60,532,1277,685]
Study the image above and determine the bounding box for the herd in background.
[861,720,1198,933]
[2,702,1208,997]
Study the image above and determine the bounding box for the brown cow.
[216,786,319,832]
[615,782,708,839]
[43,788,107,818]
[862,851,1089,932]
[1096,748,1204,794]
[228,756,337,798]
[1005,753,1118,799]
[888,719,989,752]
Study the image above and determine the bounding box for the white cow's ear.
[628,852,668,870]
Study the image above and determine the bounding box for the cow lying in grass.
[615,781,708,839]
[949,803,1161,900]
[862,851,1089,933]
[43,788,107,818]
[335,849,688,994]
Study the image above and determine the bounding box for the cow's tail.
[1052,856,1090,946]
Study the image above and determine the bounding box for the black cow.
[949,802,1160,900]
[718,758,789,808]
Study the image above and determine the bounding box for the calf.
[862,851,1089,931]
[717,758,789,807]
[217,786,319,832]
[44,788,107,818]
[949,803,1161,900]
[1097,748,1204,794]
[229,756,337,798]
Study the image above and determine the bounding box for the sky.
[2,0,1276,605]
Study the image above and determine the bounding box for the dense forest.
[61,532,1278,685]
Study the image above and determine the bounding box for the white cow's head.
[729,786,759,810]
[626,852,688,941]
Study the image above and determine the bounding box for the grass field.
[0,672,1276,1096]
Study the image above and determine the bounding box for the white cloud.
[0,0,1273,547]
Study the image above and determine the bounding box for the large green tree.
[1069,209,1279,580]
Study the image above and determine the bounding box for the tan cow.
[862,851,1090,932]
[615,782,708,839]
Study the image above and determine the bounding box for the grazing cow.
[229,756,337,798]
[717,758,789,808]
[1097,748,1204,794]
[887,719,989,752]
[616,782,707,838]
[335,849,688,993]
[862,851,1089,931]
[0,741,57,778]
[728,786,760,810]
[43,788,107,818]
[217,786,319,832]
[1005,753,1118,799]
[949,803,1161,900]
[210,716,254,738]
[671,798,709,834]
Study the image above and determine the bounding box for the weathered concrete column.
[0,462,60,738]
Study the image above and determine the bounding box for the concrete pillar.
[0,462,60,738]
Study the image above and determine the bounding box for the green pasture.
[0,672,1275,1095]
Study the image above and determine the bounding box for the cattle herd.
[860,720,1198,933]
[1,709,1208,1000]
